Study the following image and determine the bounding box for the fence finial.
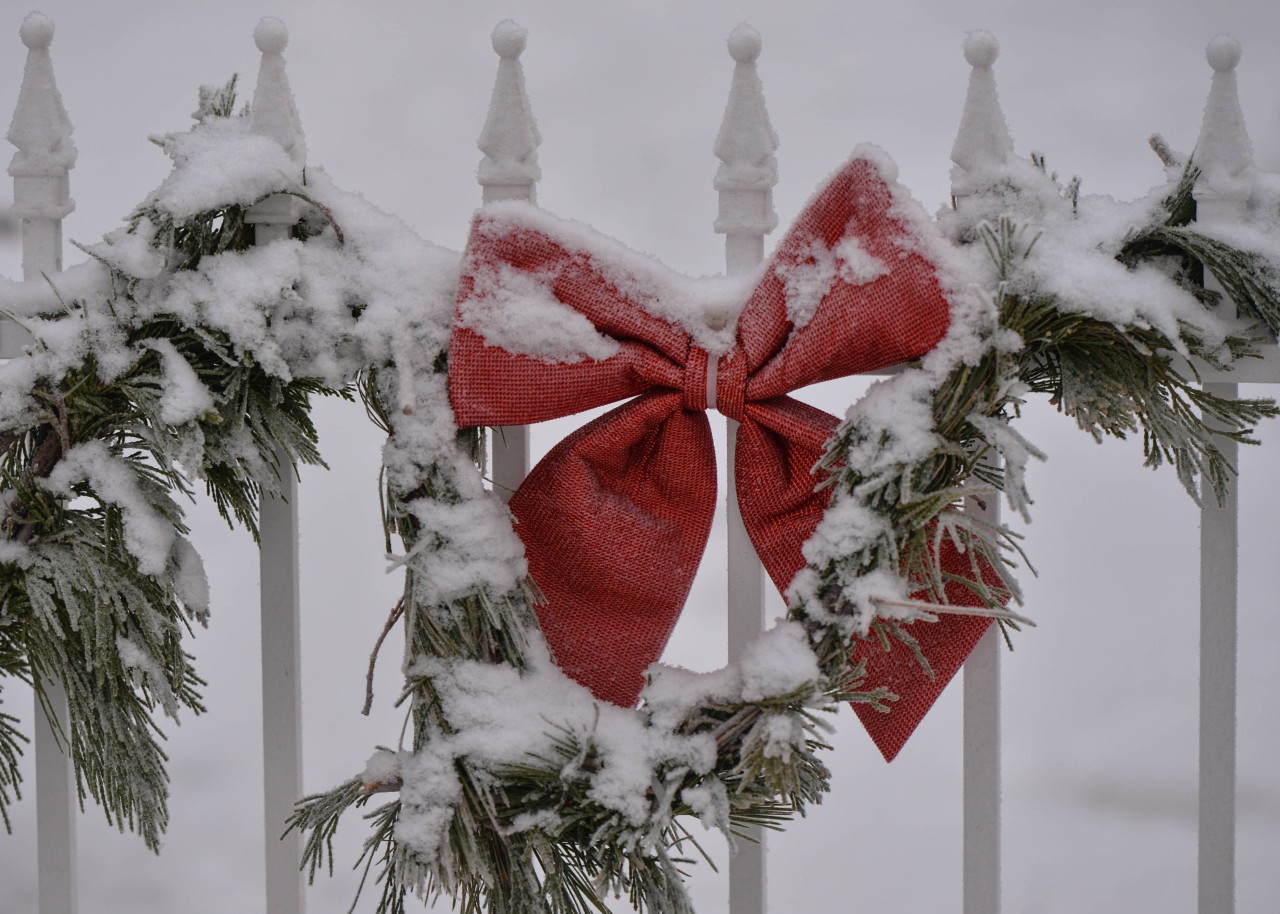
[248,17,306,165]
[713,22,778,234]
[7,12,77,195]
[478,20,541,202]
[1192,35,1254,194]
[949,31,1014,196]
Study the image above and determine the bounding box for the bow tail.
[509,393,718,708]
[851,540,1000,762]
[734,398,1004,762]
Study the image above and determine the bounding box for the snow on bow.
[448,152,991,756]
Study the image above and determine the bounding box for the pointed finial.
[1193,35,1254,195]
[478,20,541,201]
[713,23,778,195]
[949,30,1015,195]
[8,12,77,178]
[248,17,306,165]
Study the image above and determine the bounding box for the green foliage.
[0,76,340,848]
[289,149,1280,914]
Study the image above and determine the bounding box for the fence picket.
[714,25,778,914]
[479,21,540,502]
[949,34,1012,914]
[246,18,307,914]
[8,14,79,914]
[6,17,1273,914]
[1189,36,1256,914]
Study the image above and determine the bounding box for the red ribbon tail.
[510,394,717,708]
[850,534,1008,762]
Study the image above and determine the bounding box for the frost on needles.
[0,75,463,848]
[1,70,1278,914]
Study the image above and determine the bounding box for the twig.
[362,777,404,797]
[1149,133,1184,169]
[362,596,405,716]
[278,189,346,245]
[870,595,1037,627]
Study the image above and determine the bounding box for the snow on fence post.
[244,18,307,914]
[949,31,1011,914]
[478,20,540,503]
[713,24,778,914]
[7,13,79,914]
[6,11,72,352]
[1190,34,1253,914]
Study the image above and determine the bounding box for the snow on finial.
[1193,34,1254,193]
[254,17,289,55]
[478,20,541,192]
[7,12,77,176]
[248,17,306,165]
[950,30,1014,195]
[713,22,778,196]
[726,22,762,63]
[491,20,527,59]
[19,12,54,50]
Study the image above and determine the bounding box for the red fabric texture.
[851,536,1004,762]
[449,156,983,757]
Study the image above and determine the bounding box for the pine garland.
[288,157,1280,914]
[0,78,341,847]
[0,75,1277,914]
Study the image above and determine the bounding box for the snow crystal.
[679,777,729,832]
[775,240,836,329]
[142,339,215,425]
[116,632,181,718]
[362,748,402,787]
[756,713,802,763]
[147,118,302,220]
[835,235,890,285]
[172,535,210,624]
[738,622,820,703]
[459,261,620,363]
[400,493,527,607]
[42,441,176,577]
[475,203,755,356]
[800,497,891,568]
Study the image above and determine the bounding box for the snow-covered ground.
[2,1,1278,912]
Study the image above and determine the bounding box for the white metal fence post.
[713,24,778,914]
[7,13,79,914]
[1190,34,1253,914]
[478,20,540,503]
[245,18,307,914]
[950,32,1011,914]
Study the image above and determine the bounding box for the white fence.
[3,11,1277,914]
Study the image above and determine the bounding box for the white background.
[1,1,1278,912]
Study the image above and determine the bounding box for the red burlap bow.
[449,154,993,761]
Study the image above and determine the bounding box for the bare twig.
[1149,133,1184,169]
[870,595,1037,627]
[362,596,405,716]
[361,777,404,797]
[278,189,346,245]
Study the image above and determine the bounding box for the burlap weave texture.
[449,155,992,760]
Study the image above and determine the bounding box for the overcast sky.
[2,1,1279,913]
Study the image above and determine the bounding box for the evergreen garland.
[0,75,1277,914]
[0,77,341,847]
[288,157,1280,914]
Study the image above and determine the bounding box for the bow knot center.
[682,347,747,420]
[681,347,710,412]
[714,351,747,421]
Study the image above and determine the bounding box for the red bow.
[449,155,992,761]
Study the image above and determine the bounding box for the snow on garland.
[0,71,1279,914]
